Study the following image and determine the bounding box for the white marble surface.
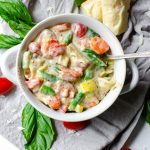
[0,117,150,150]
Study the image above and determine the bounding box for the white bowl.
[2,14,138,122]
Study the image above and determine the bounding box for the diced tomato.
[0,77,14,95]
[121,147,131,150]
[72,23,88,38]
[90,36,110,55]
[63,121,89,130]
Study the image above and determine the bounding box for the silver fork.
[107,50,150,60]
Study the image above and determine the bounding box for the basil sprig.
[0,0,35,49]
[22,103,56,150]
[0,34,22,49]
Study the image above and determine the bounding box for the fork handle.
[109,50,150,60]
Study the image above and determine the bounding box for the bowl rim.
[17,14,126,122]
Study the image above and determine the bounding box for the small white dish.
[0,14,139,122]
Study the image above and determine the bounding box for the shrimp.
[55,82,76,98]
[41,40,66,58]
[48,95,61,110]
[60,67,83,82]
[28,42,41,54]
[90,36,109,55]
[25,79,42,93]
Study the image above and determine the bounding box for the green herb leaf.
[75,0,85,7]
[40,84,56,96]
[22,103,56,150]
[0,0,36,49]
[83,48,106,67]
[22,103,36,143]
[0,34,22,49]
[0,0,33,25]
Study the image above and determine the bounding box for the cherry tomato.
[0,77,14,95]
[63,121,89,130]
[121,147,131,150]
[72,23,88,38]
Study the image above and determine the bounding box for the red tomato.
[63,121,89,130]
[121,147,131,150]
[72,23,88,38]
[0,77,14,95]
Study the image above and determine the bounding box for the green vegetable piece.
[63,31,73,45]
[40,84,56,96]
[87,29,99,37]
[145,98,150,124]
[37,71,60,82]
[83,48,106,67]
[0,34,22,49]
[0,0,35,39]
[22,51,31,69]
[75,0,86,7]
[68,92,85,111]
[22,103,56,150]
[83,65,94,81]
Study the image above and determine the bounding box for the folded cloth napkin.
[0,0,150,150]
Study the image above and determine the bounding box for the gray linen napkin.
[0,0,150,150]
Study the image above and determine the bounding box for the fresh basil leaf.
[0,0,33,25]
[75,0,85,7]
[40,84,56,96]
[0,34,22,49]
[22,103,56,150]
[22,103,36,143]
[83,48,106,67]
[7,20,33,38]
[145,99,150,124]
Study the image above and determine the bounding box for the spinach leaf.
[83,48,106,67]
[0,34,22,49]
[75,0,85,7]
[22,103,56,150]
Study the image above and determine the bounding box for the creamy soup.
[22,23,115,113]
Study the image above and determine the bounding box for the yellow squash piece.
[80,79,97,93]
[101,0,130,35]
[81,0,102,21]
[75,104,84,113]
